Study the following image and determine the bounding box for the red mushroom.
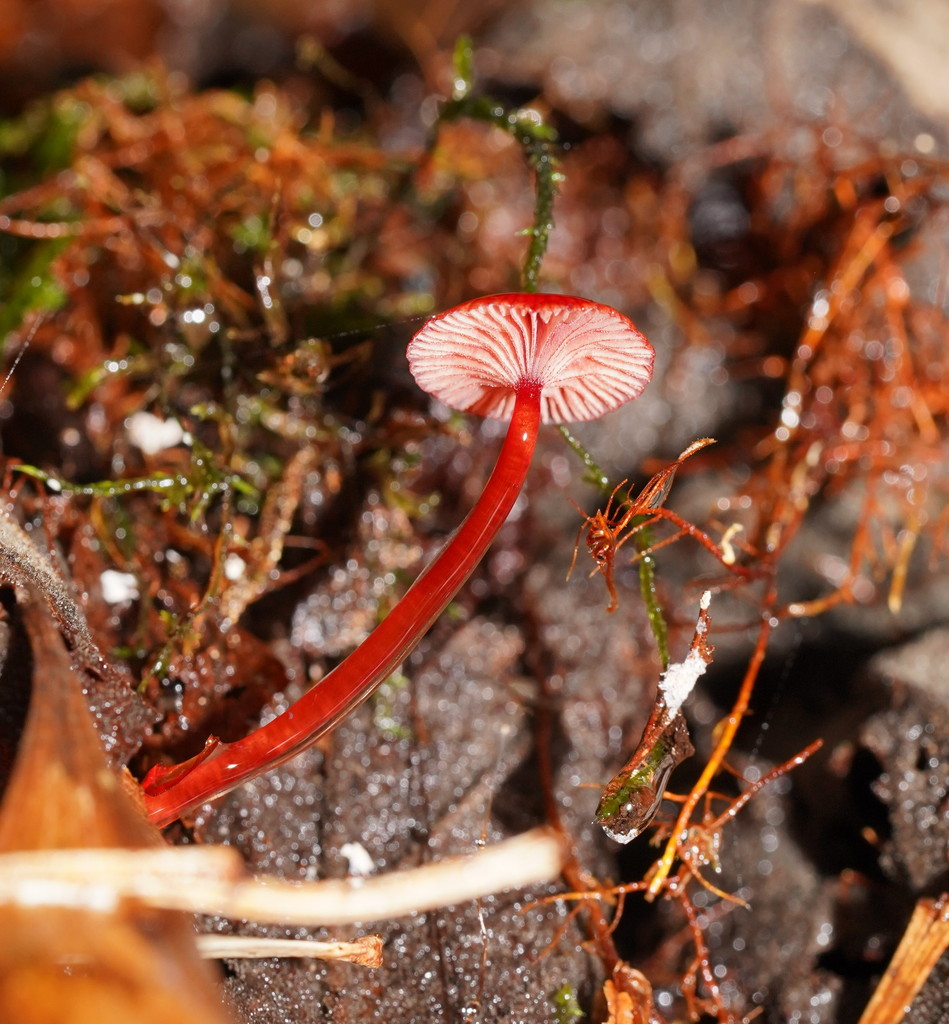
[142,293,654,826]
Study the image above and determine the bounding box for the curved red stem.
[143,384,543,826]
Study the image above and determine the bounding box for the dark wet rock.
[862,628,949,892]
[668,761,840,1022]
[199,613,593,1024]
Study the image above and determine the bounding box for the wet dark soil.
[0,4,947,1023]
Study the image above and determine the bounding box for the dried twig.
[0,828,565,927]
[196,934,383,967]
[858,894,949,1024]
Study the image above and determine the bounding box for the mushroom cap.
[407,293,654,424]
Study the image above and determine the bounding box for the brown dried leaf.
[0,590,231,1024]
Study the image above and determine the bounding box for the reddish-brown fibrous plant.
[142,293,654,826]
[568,438,753,613]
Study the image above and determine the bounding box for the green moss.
[439,35,563,292]
[551,983,585,1023]
[0,239,68,339]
